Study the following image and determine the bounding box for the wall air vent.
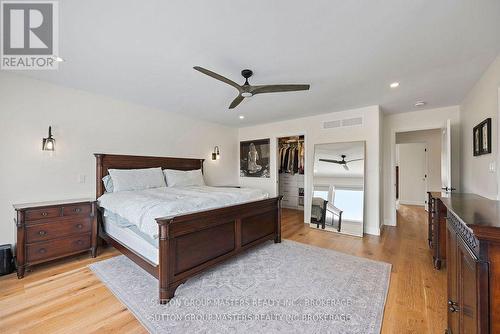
[323,116,363,129]
[322,120,342,129]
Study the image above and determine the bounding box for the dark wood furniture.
[95,153,282,304]
[14,199,98,278]
[428,191,447,269]
[440,193,500,334]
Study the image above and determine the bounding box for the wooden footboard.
[156,196,282,303]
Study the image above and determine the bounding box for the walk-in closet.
[277,135,305,212]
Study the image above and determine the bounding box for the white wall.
[383,106,461,226]
[396,129,442,192]
[460,55,500,199]
[397,143,427,206]
[238,106,382,235]
[0,73,239,245]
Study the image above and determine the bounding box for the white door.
[398,143,427,206]
[441,119,454,192]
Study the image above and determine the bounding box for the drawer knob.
[38,248,47,254]
[76,240,83,245]
[73,208,82,213]
[76,224,83,229]
[38,230,47,236]
[41,212,48,217]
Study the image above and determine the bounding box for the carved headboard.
[94,153,204,198]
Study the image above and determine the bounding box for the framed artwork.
[240,138,270,178]
[473,118,492,156]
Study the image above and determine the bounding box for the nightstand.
[13,198,98,278]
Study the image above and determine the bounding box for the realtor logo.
[1,1,59,70]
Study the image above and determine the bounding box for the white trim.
[497,87,500,200]
[398,200,425,206]
[390,124,445,226]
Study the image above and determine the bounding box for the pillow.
[102,175,114,193]
[108,167,166,192]
[164,169,205,187]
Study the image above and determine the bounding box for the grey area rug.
[89,240,391,334]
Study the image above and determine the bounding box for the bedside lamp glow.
[212,146,220,160]
[42,126,55,151]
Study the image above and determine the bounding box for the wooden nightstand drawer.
[26,218,91,243]
[63,204,91,217]
[25,207,61,221]
[27,234,91,263]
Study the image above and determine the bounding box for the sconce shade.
[42,126,55,151]
[212,146,220,160]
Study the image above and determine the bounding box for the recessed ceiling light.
[415,101,426,107]
[53,56,65,62]
[239,115,245,119]
[390,82,400,88]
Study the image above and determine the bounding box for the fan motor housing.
[241,69,253,79]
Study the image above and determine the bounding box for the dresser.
[440,193,500,334]
[428,191,447,269]
[279,173,304,210]
[14,199,98,278]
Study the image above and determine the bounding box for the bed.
[95,154,282,304]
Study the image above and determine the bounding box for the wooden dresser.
[440,193,500,334]
[428,191,447,269]
[14,199,98,278]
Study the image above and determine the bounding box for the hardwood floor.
[0,205,446,333]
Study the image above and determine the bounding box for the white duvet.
[98,186,269,239]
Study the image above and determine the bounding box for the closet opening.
[277,135,305,223]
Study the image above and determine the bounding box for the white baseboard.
[398,200,424,206]
[384,218,396,226]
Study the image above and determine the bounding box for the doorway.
[277,135,305,222]
[395,128,442,215]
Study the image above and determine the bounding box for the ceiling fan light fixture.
[241,92,253,97]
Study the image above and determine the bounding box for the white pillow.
[164,169,205,187]
[102,175,114,193]
[108,167,166,192]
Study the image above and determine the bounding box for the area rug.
[89,240,391,334]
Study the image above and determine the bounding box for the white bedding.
[98,186,269,239]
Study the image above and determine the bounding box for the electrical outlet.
[78,174,86,183]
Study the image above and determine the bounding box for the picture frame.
[473,118,492,156]
[240,138,271,178]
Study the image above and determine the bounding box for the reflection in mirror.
[310,141,365,237]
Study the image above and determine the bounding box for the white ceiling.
[14,0,500,126]
[314,142,364,178]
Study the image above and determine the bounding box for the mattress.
[98,185,269,239]
[103,214,159,265]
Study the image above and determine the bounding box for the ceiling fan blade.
[229,95,245,109]
[343,164,349,171]
[193,66,242,92]
[345,158,364,163]
[319,159,343,164]
[251,84,310,95]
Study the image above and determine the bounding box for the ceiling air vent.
[323,116,363,129]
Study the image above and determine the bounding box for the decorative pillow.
[108,167,166,192]
[102,175,114,193]
[164,169,205,187]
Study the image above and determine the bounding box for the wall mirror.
[310,141,365,237]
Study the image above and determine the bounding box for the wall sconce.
[42,126,55,151]
[212,146,220,160]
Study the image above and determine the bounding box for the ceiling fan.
[193,66,310,109]
[319,155,363,171]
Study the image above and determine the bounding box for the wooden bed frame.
[95,153,282,304]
